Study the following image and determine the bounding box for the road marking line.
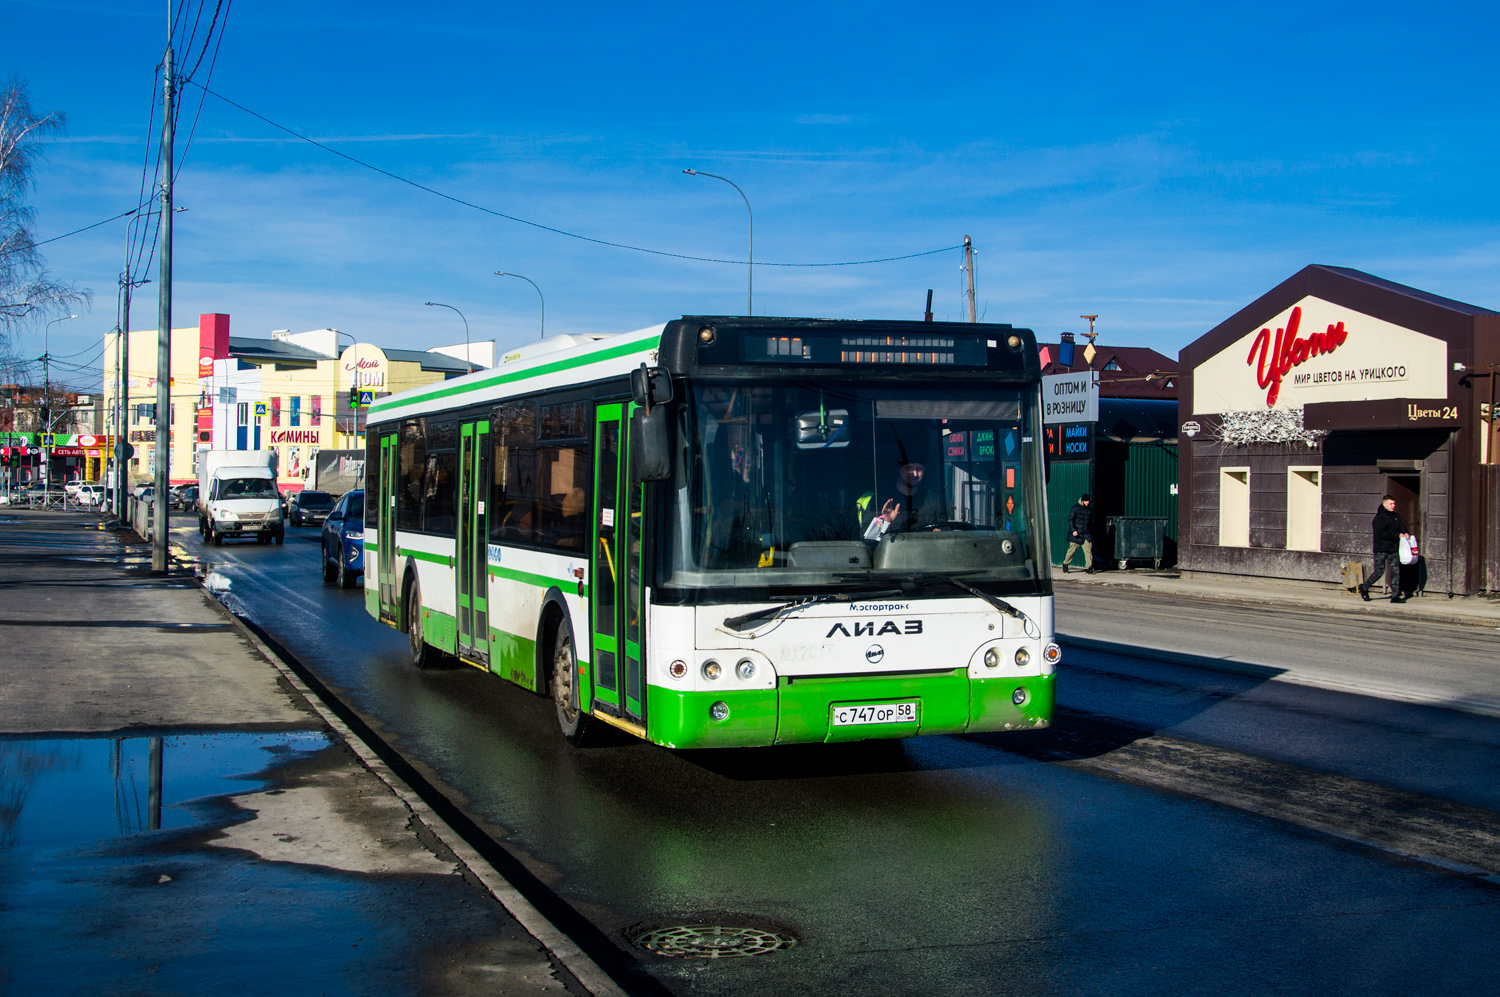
[206,591,627,997]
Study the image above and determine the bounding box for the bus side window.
[397,418,425,531]
[423,449,457,535]
[493,400,538,544]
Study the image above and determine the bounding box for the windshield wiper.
[835,570,1042,639]
[722,587,903,633]
[913,573,1042,638]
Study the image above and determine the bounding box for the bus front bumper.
[647,671,1053,749]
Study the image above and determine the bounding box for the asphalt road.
[177,514,1500,996]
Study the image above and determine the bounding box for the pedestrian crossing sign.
[41,433,55,447]
[358,391,374,407]
[254,403,267,417]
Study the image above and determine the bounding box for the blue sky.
[7,0,1500,386]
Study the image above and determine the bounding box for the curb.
[1058,633,1500,721]
[198,584,630,997]
[1056,576,1500,631]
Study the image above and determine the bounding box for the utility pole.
[963,235,977,323]
[117,273,129,519]
[924,289,934,323]
[153,41,174,572]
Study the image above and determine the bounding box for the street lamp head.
[682,169,698,175]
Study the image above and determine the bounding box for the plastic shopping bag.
[1399,535,1419,565]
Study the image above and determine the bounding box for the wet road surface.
[181,516,1500,996]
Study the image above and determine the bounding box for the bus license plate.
[831,701,918,727]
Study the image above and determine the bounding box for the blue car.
[320,489,364,589]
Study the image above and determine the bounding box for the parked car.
[290,490,335,527]
[63,479,84,498]
[320,489,364,589]
[173,484,199,510]
[76,484,104,507]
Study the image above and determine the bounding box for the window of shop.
[290,396,301,427]
[270,397,281,427]
[1219,467,1250,547]
[311,395,322,423]
[236,402,248,425]
[1286,467,1321,551]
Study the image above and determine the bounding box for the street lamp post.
[682,169,753,316]
[493,272,545,339]
[42,314,79,491]
[423,302,472,370]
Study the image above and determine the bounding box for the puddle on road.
[0,731,331,846]
[0,730,539,995]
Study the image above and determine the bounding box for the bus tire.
[551,627,595,746]
[407,577,440,670]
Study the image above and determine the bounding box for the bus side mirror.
[631,408,672,482]
[630,364,673,414]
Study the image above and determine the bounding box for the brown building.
[1178,265,1500,594]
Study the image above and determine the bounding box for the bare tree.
[1,77,89,351]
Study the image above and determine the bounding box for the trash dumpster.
[1106,516,1168,570]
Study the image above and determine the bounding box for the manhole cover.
[631,924,797,959]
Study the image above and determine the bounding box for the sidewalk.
[1057,565,1500,629]
[0,509,592,996]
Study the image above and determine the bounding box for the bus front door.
[377,431,398,624]
[456,420,491,664]
[590,403,646,726]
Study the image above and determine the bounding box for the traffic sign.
[41,433,55,447]
[254,403,267,417]
[358,391,374,407]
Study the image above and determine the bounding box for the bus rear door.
[377,431,398,624]
[456,419,490,664]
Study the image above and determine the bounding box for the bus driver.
[861,460,946,539]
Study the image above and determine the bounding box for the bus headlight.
[1014,647,1031,667]
[1043,643,1062,665]
[983,647,1001,669]
[702,660,722,680]
[1012,687,1029,706]
[669,659,687,679]
[710,701,730,721]
[736,659,756,680]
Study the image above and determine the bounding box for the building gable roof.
[1181,265,1497,370]
[1039,342,1177,398]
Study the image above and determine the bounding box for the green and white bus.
[364,317,1057,748]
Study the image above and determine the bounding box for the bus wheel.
[407,579,439,670]
[551,628,595,746]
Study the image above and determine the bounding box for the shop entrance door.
[1387,474,1421,533]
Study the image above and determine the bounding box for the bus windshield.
[666,379,1047,593]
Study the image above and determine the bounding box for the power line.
[183,80,963,269]
[20,207,143,251]
[176,0,230,177]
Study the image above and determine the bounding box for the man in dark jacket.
[1359,495,1409,603]
[1063,493,1094,573]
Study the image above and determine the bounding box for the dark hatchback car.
[320,489,364,589]
[290,490,335,526]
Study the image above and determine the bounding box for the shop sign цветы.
[1303,398,1462,431]
[1042,371,1099,424]
[1192,295,1447,414]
